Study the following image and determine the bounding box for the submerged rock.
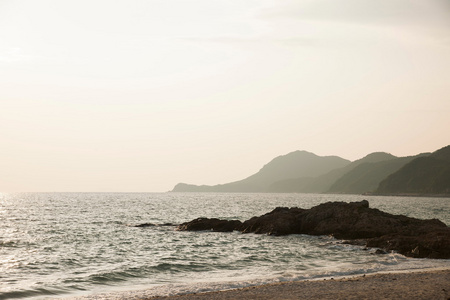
[177,200,450,259]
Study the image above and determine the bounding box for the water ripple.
[1,192,449,299]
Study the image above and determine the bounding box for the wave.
[63,266,450,300]
[0,287,68,299]
[3,193,450,299]
[0,240,18,248]
[86,262,214,284]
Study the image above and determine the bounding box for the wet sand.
[147,269,450,300]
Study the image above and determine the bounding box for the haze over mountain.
[173,151,350,192]
[173,145,450,196]
[326,153,428,194]
[267,152,398,193]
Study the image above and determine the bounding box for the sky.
[1,0,449,192]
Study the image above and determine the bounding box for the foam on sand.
[64,267,450,300]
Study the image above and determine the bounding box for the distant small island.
[172,145,450,196]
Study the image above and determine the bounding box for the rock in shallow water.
[132,223,175,227]
[177,200,450,259]
[177,218,242,232]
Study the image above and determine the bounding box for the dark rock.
[366,230,450,259]
[298,201,446,240]
[241,207,306,235]
[133,222,175,227]
[177,200,450,258]
[177,218,242,232]
[134,223,157,227]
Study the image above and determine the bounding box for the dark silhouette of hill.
[172,151,350,192]
[326,154,427,194]
[173,145,450,195]
[267,152,397,193]
[376,145,450,196]
[430,144,450,162]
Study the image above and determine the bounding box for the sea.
[1,192,449,299]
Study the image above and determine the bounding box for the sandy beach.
[146,269,450,300]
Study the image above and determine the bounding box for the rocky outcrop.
[177,200,450,259]
[241,207,306,235]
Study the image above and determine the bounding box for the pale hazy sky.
[1,0,449,192]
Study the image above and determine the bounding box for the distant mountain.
[172,151,350,192]
[430,144,450,162]
[376,145,450,196]
[172,145,450,196]
[326,154,427,194]
[266,176,316,193]
[267,152,397,193]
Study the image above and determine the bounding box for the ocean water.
[1,192,449,299]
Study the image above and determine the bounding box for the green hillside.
[376,145,450,196]
[327,155,426,194]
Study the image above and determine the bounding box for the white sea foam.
[64,264,450,300]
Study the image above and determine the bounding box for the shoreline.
[146,268,450,300]
[66,267,450,300]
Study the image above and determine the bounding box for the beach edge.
[145,268,450,300]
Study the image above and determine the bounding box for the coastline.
[147,268,450,300]
[66,268,450,300]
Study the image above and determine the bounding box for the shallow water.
[1,193,449,299]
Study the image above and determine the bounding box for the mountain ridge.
[267,152,397,193]
[172,145,450,196]
[172,151,350,192]
[376,145,450,196]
